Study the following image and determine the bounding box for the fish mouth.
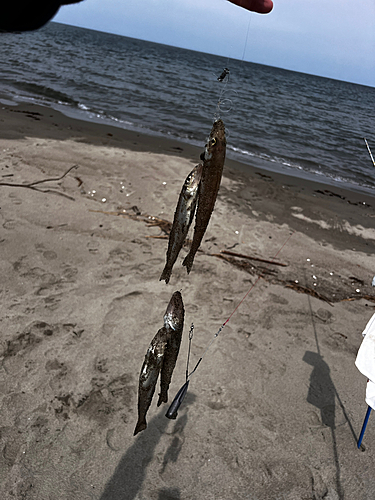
[164,291,184,330]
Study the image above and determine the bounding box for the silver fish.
[134,327,168,436]
[134,291,185,436]
[183,119,226,273]
[160,164,203,284]
[157,291,185,406]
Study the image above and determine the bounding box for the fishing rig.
[217,67,230,82]
[214,9,252,120]
[215,65,236,120]
[166,9,260,420]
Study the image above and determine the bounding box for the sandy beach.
[1,102,375,499]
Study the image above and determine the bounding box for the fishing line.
[241,11,253,62]
[166,230,295,419]
[215,69,232,119]
[188,230,295,380]
[213,6,253,120]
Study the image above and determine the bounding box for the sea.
[1,22,375,195]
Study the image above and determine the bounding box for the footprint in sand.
[3,219,16,230]
[87,240,99,253]
[3,321,53,358]
[71,373,135,425]
[4,322,82,359]
[42,250,57,260]
[8,192,22,205]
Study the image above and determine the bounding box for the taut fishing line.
[241,10,252,62]
[166,231,295,419]
[214,7,253,120]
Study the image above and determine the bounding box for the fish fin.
[133,419,147,436]
[182,253,194,274]
[159,266,171,284]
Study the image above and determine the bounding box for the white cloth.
[355,313,375,410]
[365,380,375,410]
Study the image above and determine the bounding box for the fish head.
[164,291,185,331]
[187,163,203,190]
[204,119,226,162]
[185,163,203,196]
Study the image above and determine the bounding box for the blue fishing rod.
[358,406,371,449]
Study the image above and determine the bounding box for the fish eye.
[210,138,217,146]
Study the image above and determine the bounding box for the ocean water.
[1,22,375,195]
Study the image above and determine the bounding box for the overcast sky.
[54,0,375,87]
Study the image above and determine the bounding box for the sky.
[54,0,375,87]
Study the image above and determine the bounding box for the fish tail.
[159,266,171,284]
[133,419,147,436]
[182,252,194,274]
[157,390,168,407]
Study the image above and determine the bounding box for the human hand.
[228,0,273,14]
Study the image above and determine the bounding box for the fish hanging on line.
[134,291,185,436]
[134,327,167,436]
[157,291,185,405]
[160,163,203,284]
[182,118,226,274]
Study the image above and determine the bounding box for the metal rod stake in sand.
[166,231,294,419]
[357,405,371,449]
[364,138,375,168]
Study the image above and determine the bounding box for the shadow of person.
[160,413,188,474]
[100,392,195,500]
[157,488,181,500]
[303,351,336,428]
[304,350,342,498]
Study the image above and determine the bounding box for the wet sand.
[1,102,375,499]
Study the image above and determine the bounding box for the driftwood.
[342,295,375,304]
[91,208,374,306]
[145,235,169,240]
[0,164,79,200]
[144,217,172,234]
[211,253,278,277]
[220,249,287,267]
[281,281,333,306]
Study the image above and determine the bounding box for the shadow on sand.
[304,294,359,500]
[100,392,195,500]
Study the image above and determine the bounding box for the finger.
[227,0,274,14]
